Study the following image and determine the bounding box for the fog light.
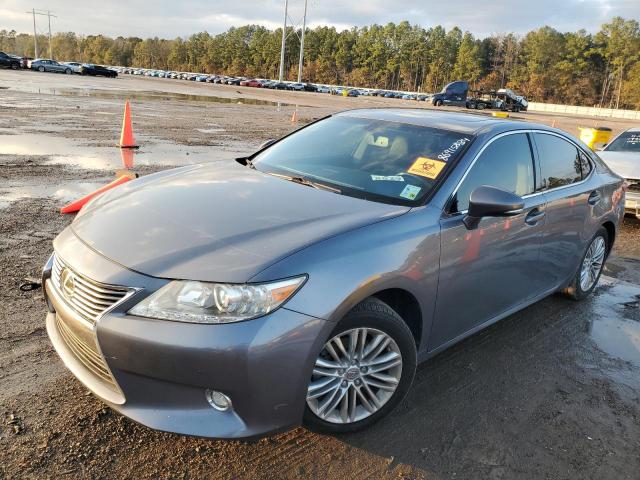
[205,389,232,411]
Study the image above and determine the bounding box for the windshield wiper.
[267,172,342,194]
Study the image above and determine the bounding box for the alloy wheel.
[306,327,402,424]
[580,236,606,292]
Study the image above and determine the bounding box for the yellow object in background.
[578,127,612,151]
[492,112,509,118]
[342,89,348,97]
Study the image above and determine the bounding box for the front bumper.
[625,190,640,218]
[44,232,332,439]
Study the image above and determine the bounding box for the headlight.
[128,276,306,324]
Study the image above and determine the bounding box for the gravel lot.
[1,70,639,480]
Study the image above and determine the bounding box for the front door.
[429,132,548,350]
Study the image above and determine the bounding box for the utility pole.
[278,0,288,82]
[46,11,57,59]
[296,0,308,83]
[27,8,38,58]
[26,9,56,59]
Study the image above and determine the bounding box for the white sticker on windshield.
[437,137,471,161]
[371,175,404,182]
[399,184,421,200]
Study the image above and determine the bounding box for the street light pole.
[278,0,288,82]
[296,0,307,83]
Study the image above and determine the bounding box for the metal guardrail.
[528,102,640,120]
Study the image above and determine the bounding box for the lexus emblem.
[60,268,75,300]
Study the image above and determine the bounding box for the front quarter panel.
[250,206,442,353]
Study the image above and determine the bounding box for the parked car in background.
[316,85,331,93]
[240,79,262,87]
[78,64,117,77]
[598,127,640,218]
[62,62,82,74]
[0,51,21,70]
[30,59,73,74]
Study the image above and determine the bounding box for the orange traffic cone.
[291,110,298,125]
[60,174,136,214]
[120,147,135,169]
[119,99,139,148]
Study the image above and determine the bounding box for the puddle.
[0,133,253,170]
[587,277,640,388]
[0,182,103,209]
[196,128,225,134]
[5,85,292,107]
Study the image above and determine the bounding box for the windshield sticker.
[624,134,640,145]
[437,137,471,161]
[407,157,446,179]
[399,184,421,200]
[371,175,404,182]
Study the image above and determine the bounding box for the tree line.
[1,17,639,109]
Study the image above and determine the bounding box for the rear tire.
[477,103,485,110]
[303,297,417,434]
[434,99,443,107]
[10,62,19,70]
[65,68,72,75]
[562,227,609,300]
[38,66,45,72]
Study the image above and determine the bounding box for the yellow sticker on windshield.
[407,157,446,179]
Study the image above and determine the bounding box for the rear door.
[430,132,548,350]
[531,132,595,286]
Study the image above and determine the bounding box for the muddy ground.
[1,70,639,480]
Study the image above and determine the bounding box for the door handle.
[525,208,546,226]
[588,191,602,205]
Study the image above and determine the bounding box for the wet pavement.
[1,69,639,479]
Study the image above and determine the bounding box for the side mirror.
[463,186,525,230]
[258,138,277,150]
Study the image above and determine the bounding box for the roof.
[336,108,540,136]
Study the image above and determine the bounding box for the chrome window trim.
[447,129,595,216]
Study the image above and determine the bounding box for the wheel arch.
[371,288,423,349]
[602,220,615,253]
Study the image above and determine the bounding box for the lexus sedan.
[43,109,624,439]
[30,59,73,74]
[598,127,640,218]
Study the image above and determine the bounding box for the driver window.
[452,133,534,213]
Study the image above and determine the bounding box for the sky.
[1,0,639,39]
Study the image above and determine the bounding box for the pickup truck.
[0,52,21,70]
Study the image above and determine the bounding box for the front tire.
[304,297,417,434]
[38,66,45,72]
[563,227,609,300]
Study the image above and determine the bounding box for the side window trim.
[445,130,535,215]
[530,131,595,194]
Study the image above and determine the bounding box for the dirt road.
[1,70,639,480]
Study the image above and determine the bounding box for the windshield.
[605,131,640,153]
[252,115,473,205]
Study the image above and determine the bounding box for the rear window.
[253,115,474,205]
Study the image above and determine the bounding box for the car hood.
[71,162,409,283]
[598,151,640,180]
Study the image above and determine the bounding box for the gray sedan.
[43,109,625,438]
[31,58,73,74]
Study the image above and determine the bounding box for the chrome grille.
[51,255,131,325]
[55,314,119,391]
